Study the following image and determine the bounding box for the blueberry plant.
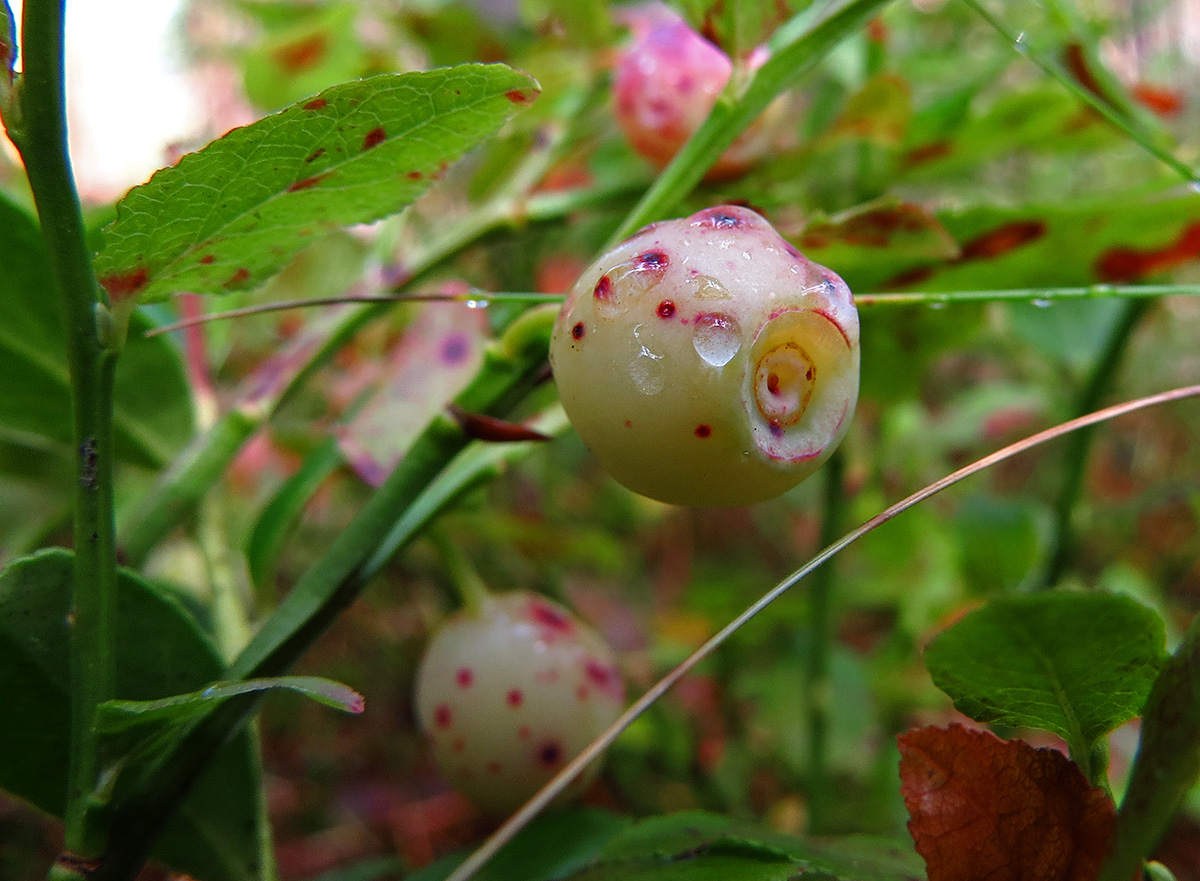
[1,1,1199,881]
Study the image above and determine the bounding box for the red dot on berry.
[572,322,585,339]
[694,424,712,438]
[487,761,502,775]
[657,300,676,318]
[537,740,564,766]
[452,737,465,753]
[455,667,474,688]
[518,725,531,740]
[594,275,612,299]
[507,688,524,708]
[530,600,573,633]
[434,704,452,728]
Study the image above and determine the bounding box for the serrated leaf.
[924,592,1167,753]
[95,64,539,304]
[0,550,265,881]
[0,194,194,468]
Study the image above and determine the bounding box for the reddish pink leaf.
[898,724,1115,881]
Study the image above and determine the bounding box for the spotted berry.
[612,3,782,180]
[549,205,860,507]
[414,592,625,815]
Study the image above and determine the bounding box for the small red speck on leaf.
[272,32,329,73]
[455,667,474,688]
[362,126,386,150]
[1095,222,1200,283]
[902,140,954,168]
[98,268,149,302]
[898,725,1115,881]
[224,268,251,287]
[434,704,452,729]
[305,148,325,163]
[287,174,327,192]
[656,300,676,318]
[594,275,613,299]
[1131,82,1184,118]
[199,254,215,265]
[571,322,585,340]
[303,98,327,111]
[624,419,633,428]
[959,221,1047,261]
[694,424,712,438]
[406,170,423,180]
[504,88,538,103]
[507,688,523,708]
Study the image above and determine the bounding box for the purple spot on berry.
[455,667,473,688]
[441,333,470,365]
[584,660,623,699]
[434,704,452,728]
[507,688,524,708]
[537,740,564,767]
[636,251,668,271]
[656,300,676,318]
[769,420,784,438]
[784,241,802,258]
[594,275,613,299]
[704,210,743,229]
[572,322,585,340]
[695,424,712,438]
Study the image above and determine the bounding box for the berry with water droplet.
[549,205,859,506]
[612,4,782,180]
[414,592,625,815]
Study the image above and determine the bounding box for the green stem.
[428,528,492,616]
[804,451,845,834]
[90,309,556,881]
[854,284,1200,307]
[13,0,120,867]
[1037,299,1151,589]
[1098,616,1200,881]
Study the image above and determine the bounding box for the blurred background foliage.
[1,0,1199,878]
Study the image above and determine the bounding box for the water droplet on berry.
[692,313,741,367]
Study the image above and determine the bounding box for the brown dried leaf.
[898,724,1115,881]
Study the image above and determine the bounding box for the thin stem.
[443,383,1200,881]
[14,0,120,867]
[1037,299,1151,589]
[428,528,492,616]
[853,284,1200,307]
[804,450,845,833]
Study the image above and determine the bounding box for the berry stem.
[429,528,492,616]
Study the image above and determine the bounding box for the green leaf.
[94,64,540,304]
[0,550,266,881]
[924,592,1167,756]
[99,675,362,737]
[246,434,345,590]
[595,812,922,881]
[0,194,194,468]
[0,0,14,111]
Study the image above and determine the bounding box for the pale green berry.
[549,205,860,506]
[414,592,624,815]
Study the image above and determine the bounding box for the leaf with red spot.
[899,725,1116,881]
[95,64,539,303]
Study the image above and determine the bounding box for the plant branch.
[13,0,121,867]
[1037,299,1151,589]
[443,382,1200,881]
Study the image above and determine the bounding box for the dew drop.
[466,299,488,309]
[629,324,666,394]
[1031,298,1052,308]
[692,313,741,367]
[928,300,947,310]
[1014,31,1028,53]
[1189,180,1200,194]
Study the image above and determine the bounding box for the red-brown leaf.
[898,724,1116,881]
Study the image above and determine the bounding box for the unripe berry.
[414,592,625,815]
[612,4,780,180]
[549,205,859,507]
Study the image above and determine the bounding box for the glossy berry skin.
[414,592,625,816]
[612,4,778,180]
[550,206,859,507]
